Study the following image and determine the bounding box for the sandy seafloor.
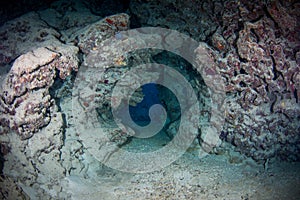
[63,152,300,200]
[58,96,300,200]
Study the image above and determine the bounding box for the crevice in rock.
[263,5,281,36]
[85,0,130,17]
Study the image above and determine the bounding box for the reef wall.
[130,0,300,161]
[0,5,130,198]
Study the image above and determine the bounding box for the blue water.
[129,83,161,126]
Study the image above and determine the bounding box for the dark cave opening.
[91,46,211,153]
[84,0,131,17]
[129,83,161,127]
[124,82,182,152]
[128,83,181,133]
[94,49,211,153]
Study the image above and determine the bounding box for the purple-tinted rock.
[0,46,78,139]
[73,13,130,55]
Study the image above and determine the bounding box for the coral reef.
[0,9,79,198]
[72,13,130,55]
[0,12,61,65]
[130,0,300,161]
[218,15,300,161]
[0,46,78,138]
[0,10,131,198]
[214,0,300,161]
[0,11,80,138]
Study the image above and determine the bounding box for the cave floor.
[63,148,300,200]
[58,91,300,200]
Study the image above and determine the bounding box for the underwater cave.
[95,49,210,153]
[0,0,300,199]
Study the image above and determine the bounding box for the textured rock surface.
[129,0,218,41]
[214,1,300,161]
[0,6,79,198]
[0,46,78,138]
[0,9,133,197]
[72,13,130,55]
[130,0,300,162]
[218,14,300,161]
[38,0,101,31]
[0,175,30,199]
[0,44,78,198]
[0,12,61,65]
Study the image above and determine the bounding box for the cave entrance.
[119,50,211,153]
[124,82,181,152]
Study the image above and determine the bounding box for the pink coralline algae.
[214,1,300,161]
[75,13,130,55]
[0,46,78,139]
[130,0,300,161]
